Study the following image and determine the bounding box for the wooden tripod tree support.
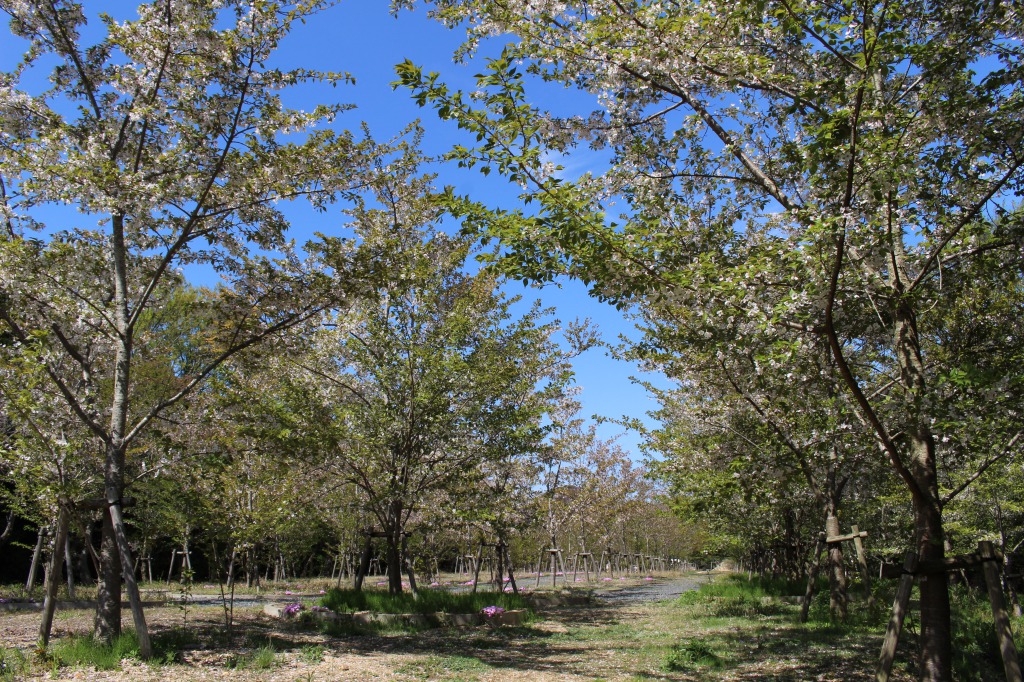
[573,552,595,583]
[876,542,1022,682]
[800,520,871,623]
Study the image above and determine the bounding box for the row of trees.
[0,0,693,653]
[2,0,1021,679]
[395,0,1024,679]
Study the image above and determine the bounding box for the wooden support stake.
[354,535,372,591]
[38,508,68,648]
[876,552,917,682]
[800,536,826,623]
[472,542,484,594]
[851,525,874,607]
[63,533,76,599]
[108,501,152,658]
[26,528,45,594]
[979,541,1022,682]
[504,545,518,595]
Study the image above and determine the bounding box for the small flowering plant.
[481,605,506,618]
[284,602,304,616]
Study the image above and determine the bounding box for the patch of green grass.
[319,587,528,615]
[48,631,141,670]
[399,654,491,680]
[299,644,325,664]
[227,644,277,670]
[0,647,28,681]
[662,639,722,672]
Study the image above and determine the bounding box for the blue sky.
[0,1,666,457]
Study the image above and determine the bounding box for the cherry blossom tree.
[397,0,1023,676]
[257,151,574,595]
[0,0,385,652]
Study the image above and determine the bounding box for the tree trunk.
[914,475,951,682]
[0,510,15,550]
[94,511,121,640]
[385,533,403,594]
[354,536,372,592]
[826,515,848,620]
[897,302,951,681]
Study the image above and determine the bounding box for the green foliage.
[948,584,1023,682]
[48,631,141,671]
[662,639,722,671]
[299,644,326,664]
[319,588,528,615]
[0,648,28,681]
[226,644,278,671]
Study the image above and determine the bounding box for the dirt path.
[593,574,707,605]
[0,576,906,681]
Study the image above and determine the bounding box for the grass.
[397,654,492,680]
[299,643,326,664]
[319,587,529,615]
[662,639,723,672]
[226,643,278,670]
[0,647,28,681]
[48,631,143,670]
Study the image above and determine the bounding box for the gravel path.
[593,574,708,604]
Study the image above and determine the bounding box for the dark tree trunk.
[94,511,121,640]
[826,515,848,620]
[385,533,403,594]
[913,438,952,682]
[354,536,372,592]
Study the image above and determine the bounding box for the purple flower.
[283,602,303,616]
[481,605,506,618]
[311,605,330,613]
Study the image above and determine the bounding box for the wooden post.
[354,535,372,591]
[851,525,874,607]
[504,545,518,594]
[979,541,1022,682]
[64,532,76,599]
[26,527,45,594]
[108,501,152,658]
[800,535,825,623]
[472,542,484,594]
[401,534,419,598]
[166,548,177,583]
[38,508,69,648]
[876,552,917,682]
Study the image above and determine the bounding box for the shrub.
[319,588,528,615]
[662,640,722,671]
